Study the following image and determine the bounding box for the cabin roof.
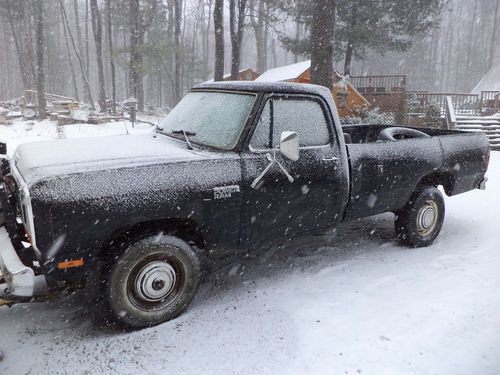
[255,60,311,82]
[472,66,500,94]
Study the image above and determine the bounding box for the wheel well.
[418,172,454,195]
[100,218,206,261]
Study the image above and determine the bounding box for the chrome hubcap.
[134,261,176,302]
[416,200,438,236]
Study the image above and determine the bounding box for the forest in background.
[0,0,498,110]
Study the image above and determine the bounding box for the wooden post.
[445,96,456,130]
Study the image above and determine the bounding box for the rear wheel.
[395,186,445,248]
[104,235,201,329]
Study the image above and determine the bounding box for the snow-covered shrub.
[341,107,388,125]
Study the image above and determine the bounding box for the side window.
[273,98,330,147]
[250,101,271,149]
[250,97,331,150]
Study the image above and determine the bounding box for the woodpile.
[0,90,127,126]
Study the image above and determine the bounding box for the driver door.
[239,94,347,250]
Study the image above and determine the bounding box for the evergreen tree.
[281,0,447,75]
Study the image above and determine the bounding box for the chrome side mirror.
[279,131,299,161]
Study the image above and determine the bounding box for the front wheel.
[395,186,445,248]
[105,235,201,329]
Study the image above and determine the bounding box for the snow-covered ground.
[0,120,499,374]
[0,118,155,156]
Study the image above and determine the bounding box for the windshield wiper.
[171,129,196,150]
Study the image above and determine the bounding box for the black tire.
[395,186,445,248]
[104,234,201,329]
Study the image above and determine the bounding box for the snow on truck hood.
[14,134,201,185]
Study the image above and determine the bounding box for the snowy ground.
[0,120,499,374]
[0,117,156,156]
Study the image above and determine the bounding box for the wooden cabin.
[255,60,370,118]
[223,68,260,81]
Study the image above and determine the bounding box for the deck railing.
[446,95,500,150]
[351,75,407,93]
[407,92,479,117]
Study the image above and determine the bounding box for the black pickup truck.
[0,82,490,328]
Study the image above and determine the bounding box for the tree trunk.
[343,43,353,76]
[5,1,29,89]
[25,8,37,87]
[489,0,500,70]
[72,0,91,103]
[60,5,79,101]
[35,0,46,119]
[85,0,90,77]
[174,0,182,103]
[73,0,84,56]
[106,0,117,111]
[466,1,478,71]
[137,30,145,110]
[214,0,224,81]
[129,0,141,105]
[310,0,336,88]
[59,0,95,108]
[203,0,213,78]
[343,0,358,76]
[229,0,247,80]
[90,0,106,111]
[293,19,300,63]
[250,0,267,73]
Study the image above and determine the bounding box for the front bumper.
[0,226,37,297]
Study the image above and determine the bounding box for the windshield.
[159,91,256,150]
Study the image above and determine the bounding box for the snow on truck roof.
[255,60,311,82]
[472,65,500,94]
[193,80,333,98]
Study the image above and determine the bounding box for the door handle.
[322,156,339,169]
[322,156,339,163]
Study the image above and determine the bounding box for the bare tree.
[4,1,33,89]
[129,0,157,110]
[71,0,91,103]
[59,0,95,108]
[249,0,276,73]
[106,0,116,110]
[129,0,141,106]
[174,0,182,102]
[35,0,46,119]
[85,0,90,76]
[214,0,224,81]
[60,5,79,101]
[229,0,247,79]
[489,0,500,70]
[90,0,106,111]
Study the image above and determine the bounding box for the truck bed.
[342,125,490,221]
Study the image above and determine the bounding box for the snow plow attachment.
[0,227,47,301]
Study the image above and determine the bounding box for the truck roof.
[192,81,333,99]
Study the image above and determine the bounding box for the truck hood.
[14,134,201,185]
